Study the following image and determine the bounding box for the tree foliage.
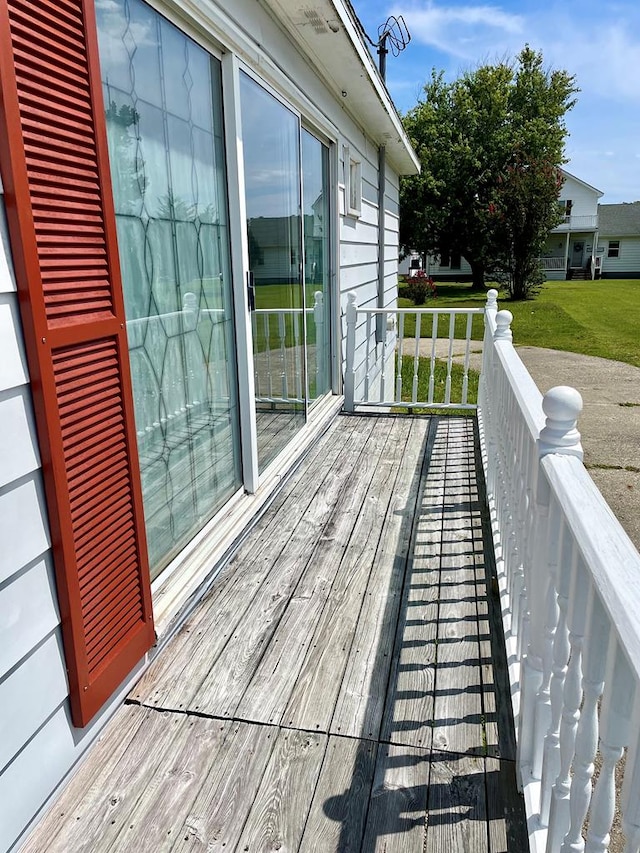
[400,47,578,298]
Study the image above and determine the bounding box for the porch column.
[564,232,570,278]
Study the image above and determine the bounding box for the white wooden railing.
[538,257,567,272]
[343,292,483,411]
[551,214,598,231]
[478,289,640,853]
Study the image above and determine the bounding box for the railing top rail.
[542,453,640,683]
[494,339,545,436]
[354,307,485,316]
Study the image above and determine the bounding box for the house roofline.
[260,0,420,175]
[561,168,604,198]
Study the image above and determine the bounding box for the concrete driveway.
[404,338,640,553]
[515,346,640,554]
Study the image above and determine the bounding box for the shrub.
[405,270,437,304]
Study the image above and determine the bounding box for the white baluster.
[428,312,437,403]
[412,312,421,404]
[540,522,573,826]
[445,311,455,404]
[621,694,640,853]
[561,593,610,853]
[586,648,636,853]
[344,292,357,411]
[364,312,372,402]
[547,553,589,852]
[533,503,562,783]
[462,312,472,404]
[395,312,404,404]
[379,312,387,403]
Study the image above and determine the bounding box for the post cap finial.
[494,309,513,341]
[486,288,499,309]
[346,291,357,305]
[539,386,583,459]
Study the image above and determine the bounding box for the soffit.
[259,0,419,175]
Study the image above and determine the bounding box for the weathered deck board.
[280,417,413,733]
[330,417,433,741]
[184,417,392,718]
[424,751,488,852]
[131,417,360,705]
[298,735,378,853]
[236,417,411,728]
[19,705,149,853]
[172,722,277,852]
[235,728,327,853]
[22,414,527,853]
[142,418,373,712]
[379,419,448,749]
[432,421,485,755]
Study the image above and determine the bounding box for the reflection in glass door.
[302,130,331,402]
[239,74,306,472]
[97,0,242,577]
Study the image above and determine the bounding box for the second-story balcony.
[551,214,598,232]
[20,293,640,853]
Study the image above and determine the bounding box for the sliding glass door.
[239,74,306,471]
[239,75,332,471]
[97,2,333,576]
[97,0,242,577]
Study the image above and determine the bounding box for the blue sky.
[351,0,640,203]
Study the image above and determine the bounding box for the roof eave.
[259,0,420,175]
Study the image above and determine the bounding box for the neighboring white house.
[539,169,603,280]
[0,1,418,850]
[597,201,640,278]
[408,169,604,282]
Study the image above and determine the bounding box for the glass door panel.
[97,0,242,578]
[239,74,306,472]
[302,130,331,402]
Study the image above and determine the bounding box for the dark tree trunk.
[469,260,486,291]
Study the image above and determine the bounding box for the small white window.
[608,240,620,258]
[343,146,362,217]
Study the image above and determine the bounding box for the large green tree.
[400,47,578,298]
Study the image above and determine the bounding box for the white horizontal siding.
[0,476,50,585]
[602,237,640,275]
[560,174,599,219]
[0,631,68,771]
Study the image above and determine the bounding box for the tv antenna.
[364,15,411,81]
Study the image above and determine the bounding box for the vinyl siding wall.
[339,147,400,403]
[601,236,640,277]
[557,175,599,218]
[1,0,406,849]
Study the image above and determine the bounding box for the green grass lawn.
[401,279,640,368]
[395,356,479,414]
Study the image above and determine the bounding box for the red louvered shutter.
[0,0,155,726]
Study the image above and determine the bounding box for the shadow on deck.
[22,414,528,853]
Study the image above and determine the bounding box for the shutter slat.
[0,0,154,727]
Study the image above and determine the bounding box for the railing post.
[344,291,357,412]
[520,388,583,798]
[478,288,498,410]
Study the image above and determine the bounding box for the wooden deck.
[23,414,527,853]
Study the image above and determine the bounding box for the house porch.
[20,413,527,853]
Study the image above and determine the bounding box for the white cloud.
[389,2,524,59]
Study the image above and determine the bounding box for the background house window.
[450,251,461,270]
[608,240,620,258]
